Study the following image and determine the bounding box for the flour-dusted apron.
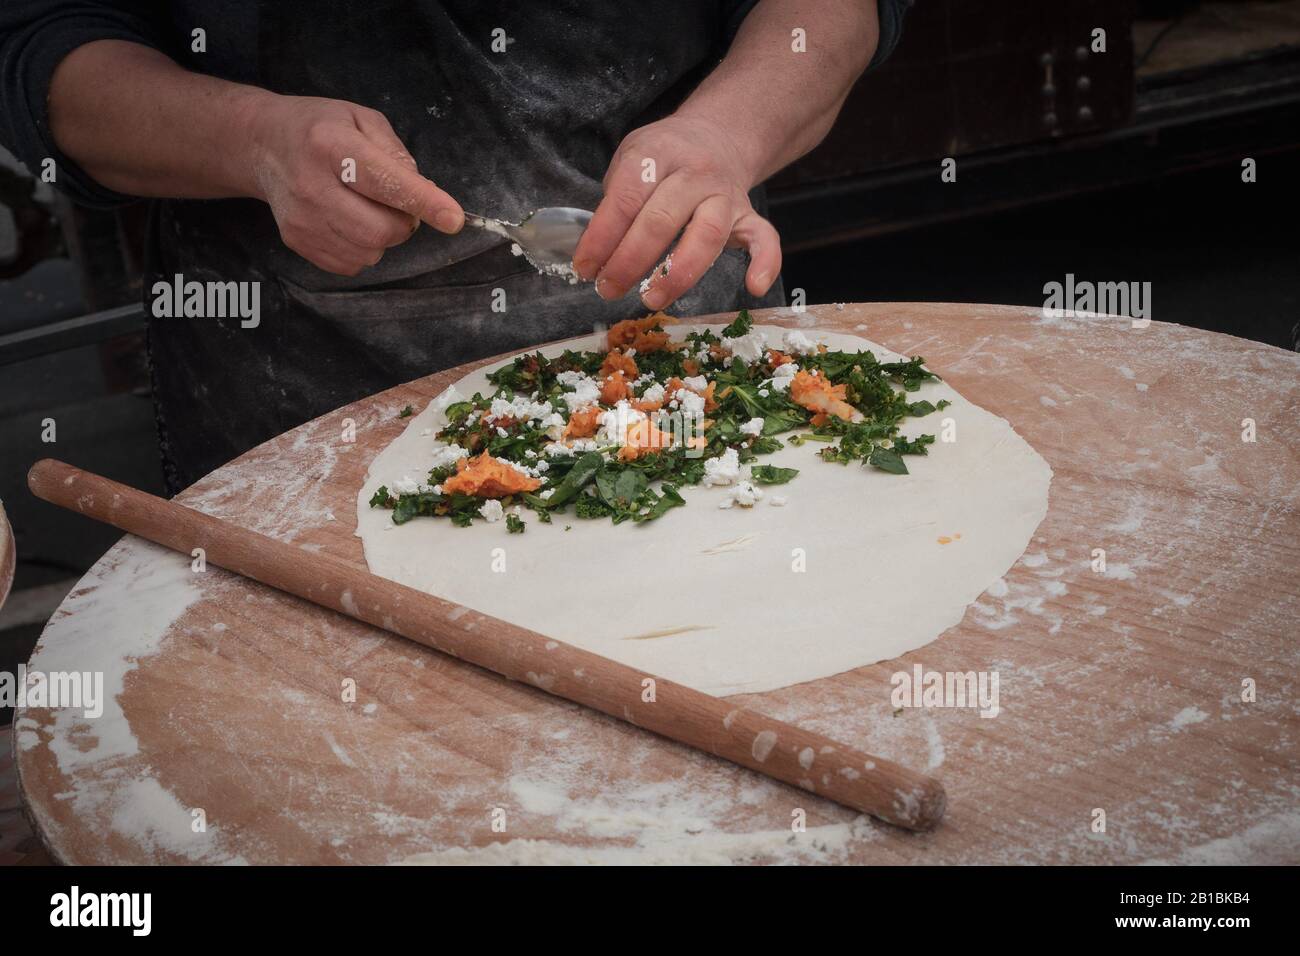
[143,0,780,492]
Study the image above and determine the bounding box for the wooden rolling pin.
[29,458,945,831]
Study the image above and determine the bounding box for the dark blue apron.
[144,0,781,491]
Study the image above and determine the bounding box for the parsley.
[368,310,949,530]
[398,405,414,418]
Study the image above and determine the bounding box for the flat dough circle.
[356,325,1052,696]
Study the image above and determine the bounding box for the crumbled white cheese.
[783,329,818,356]
[702,447,741,487]
[769,362,798,392]
[557,370,601,410]
[769,494,787,507]
[682,374,709,392]
[639,382,665,405]
[429,443,469,470]
[478,499,504,522]
[723,329,767,365]
[739,417,764,437]
[673,388,705,418]
[597,401,647,446]
[486,394,555,425]
[504,458,542,478]
[718,481,762,509]
[392,475,424,495]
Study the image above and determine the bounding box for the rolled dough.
[355,325,1052,696]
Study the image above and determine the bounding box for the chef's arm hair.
[47,39,271,199]
[677,0,880,185]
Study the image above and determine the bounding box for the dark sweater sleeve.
[870,0,913,69]
[724,0,914,70]
[0,0,166,208]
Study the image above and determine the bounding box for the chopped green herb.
[750,465,799,485]
[370,311,946,529]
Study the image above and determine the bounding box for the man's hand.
[573,115,780,311]
[247,97,463,276]
[48,41,463,277]
[574,0,880,310]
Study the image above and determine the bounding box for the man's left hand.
[573,115,781,311]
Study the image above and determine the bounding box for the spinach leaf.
[543,451,604,508]
[868,447,909,475]
[750,465,799,485]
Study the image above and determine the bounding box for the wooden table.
[13,303,1300,864]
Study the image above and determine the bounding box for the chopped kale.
[370,310,947,529]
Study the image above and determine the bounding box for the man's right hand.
[47,42,464,277]
[246,96,464,276]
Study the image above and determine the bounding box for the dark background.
[1,0,1298,742]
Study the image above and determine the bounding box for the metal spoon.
[463,207,593,282]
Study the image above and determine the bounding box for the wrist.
[222,86,288,201]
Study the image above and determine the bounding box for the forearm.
[48,38,272,199]
[675,0,879,186]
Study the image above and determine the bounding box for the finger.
[572,153,655,282]
[321,228,385,268]
[325,185,420,250]
[351,107,417,167]
[349,110,421,235]
[345,137,463,233]
[282,224,381,275]
[640,193,731,311]
[299,245,370,277]
[595,173,706,301]
[729,211,782,297]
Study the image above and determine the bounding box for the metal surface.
[464,206,593,275]
[0,303,145,367]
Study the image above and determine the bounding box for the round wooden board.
[14,303,1300,864]
[0,503,14,613]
